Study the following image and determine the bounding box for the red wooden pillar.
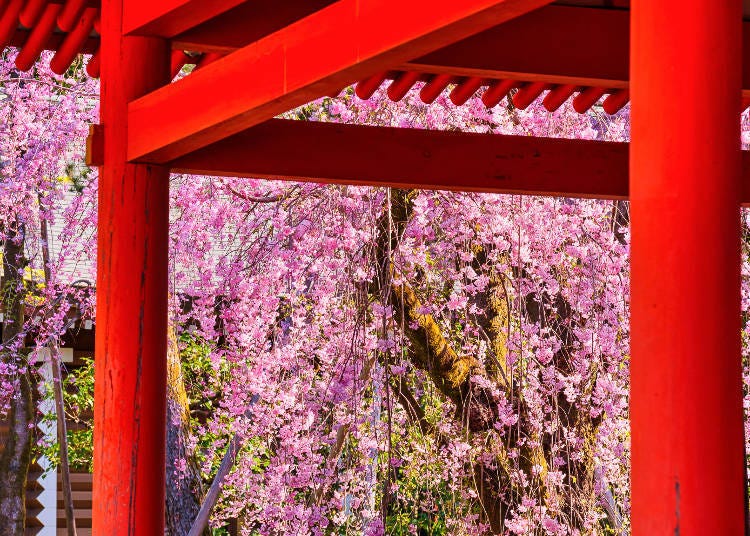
[630,1,745,534]
[93,1,170,534]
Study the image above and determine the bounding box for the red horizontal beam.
[173,4,750,95]
[168,119,629,199]
[421,9,750,94]
[127,0,555,163]
[177,120,750,203]
[170,4,625,85]
[90,118,750,203]
[123,0,249,38]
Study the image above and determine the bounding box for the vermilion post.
[94,1,170,534]
[630,1,745,535]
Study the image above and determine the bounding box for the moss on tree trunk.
[166,323,207,536]
[373,190,609,533]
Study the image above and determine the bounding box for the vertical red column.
[94,1,170,534]
[630,1,745,535]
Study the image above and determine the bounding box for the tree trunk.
[374,190,609,533]
[0,221,34,535]
[166,324,206,536]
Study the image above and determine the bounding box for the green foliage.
[386,510,447,536]
[63,161,94,193]
[178,333,236,482]
[179,331,227,400]
[64,355,95,471]
[380,378,459,536]
[37,355,95,472]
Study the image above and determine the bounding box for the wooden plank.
[85,124,103,168]
[407,9,750,100]
[175,5,628,86]
[169,119,630,199]
[123,0,250,38]
[127,0,555,163]
[56,491,92,502]
[85,118,750,203]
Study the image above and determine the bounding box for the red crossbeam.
[89,118,750,203]
[127,0,555,163]
[123,0,249,38]
[169,120,628,199]
[167,119,750,203]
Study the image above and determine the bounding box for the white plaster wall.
[35,349,58,536]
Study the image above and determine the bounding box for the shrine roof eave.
[3,1,750,123]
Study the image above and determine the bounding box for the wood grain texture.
[167,119,750,204]
[171,119,628,199]
[94,1,170,534]
[629,1,746,535]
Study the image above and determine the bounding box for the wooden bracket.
[85,124,104,167]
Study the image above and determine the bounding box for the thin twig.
[38,202,77,536]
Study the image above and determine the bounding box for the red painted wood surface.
[93,0,170,534]
[11,2,750,115]
[126,0,555,163]
[49,5,97,74]
[630,1,745,535]
[14,3,62,71]
[171,0,336,54]
[404,5,630,89]
[57,0,89,32]
[123,0,248,38]
[408,6,750,98]
[172,3,627,87]
[171,119,629,199]
[87,118,750,204]
[168,2,750,107]
[19,0,47,28]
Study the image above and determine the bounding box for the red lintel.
[168,119,629,199]
[127,0,555,163]
[89,119,750,203]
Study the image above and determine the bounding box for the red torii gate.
[0,0,746,534]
